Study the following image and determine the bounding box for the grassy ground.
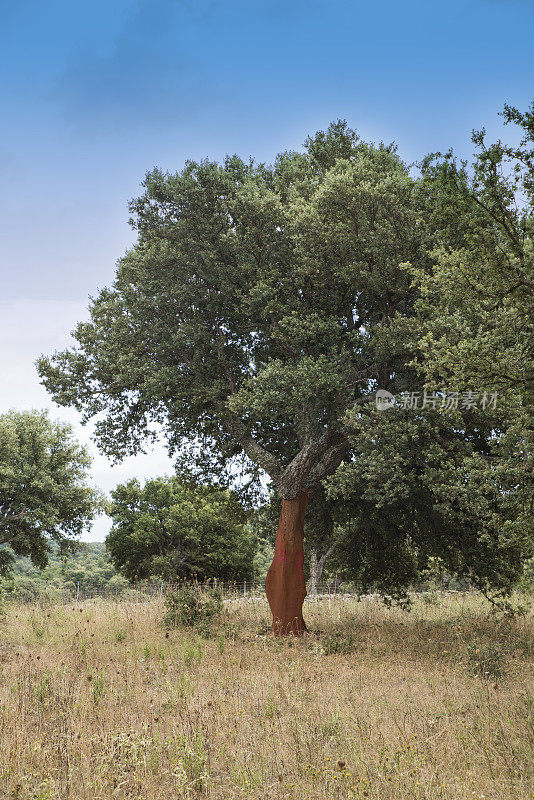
[0,592,532,800]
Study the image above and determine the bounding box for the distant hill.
[0,541,129,600]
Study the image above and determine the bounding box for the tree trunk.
[308,548,320,596]
[265,490,309,635]
[307,518,339,597]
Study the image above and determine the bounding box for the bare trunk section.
[308,548,320,596]
[307,542,339,595]
[265,490,309,635]
[307,517,339,596]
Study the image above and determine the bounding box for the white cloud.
[0,297,175,541]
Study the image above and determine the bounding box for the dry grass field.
[0,592,532,800]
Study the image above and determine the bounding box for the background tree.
[403,103,534,555]
[246,495,278,585]
[303,488,350,595]
[412,103,533,405]
[1,542,128,601]
[38,122,424,633]
[0,409,101,576]
[106,476,255,583]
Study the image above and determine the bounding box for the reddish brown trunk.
[265,490,309,635]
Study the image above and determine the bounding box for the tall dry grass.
[0,592,532,799]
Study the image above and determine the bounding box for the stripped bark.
[265,490,309,635]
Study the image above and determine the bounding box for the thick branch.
[305,441,349,491]
[279,429,350,498]
[222,416,282,484]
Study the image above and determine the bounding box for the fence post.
[243,581,247,598]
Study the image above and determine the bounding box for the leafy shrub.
[163,585,222,632]
[421,591,439,605]
[467,640,506,679]
[194,618,218,640]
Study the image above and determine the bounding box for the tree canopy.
[327,405,528,605]
[411,102,533,406]
[37,123,421,499]
[0,409,101,576]
[403,102,534,564]
[106,476,255,582]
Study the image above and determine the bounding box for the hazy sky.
[1,0,533,541]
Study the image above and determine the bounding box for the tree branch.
[304,441,349,491]
[222,416,283,484]
[276,428,352,498]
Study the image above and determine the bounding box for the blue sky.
[1,0,533,540]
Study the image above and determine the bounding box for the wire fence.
[1,576,467,606]
[1,579,333,605]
